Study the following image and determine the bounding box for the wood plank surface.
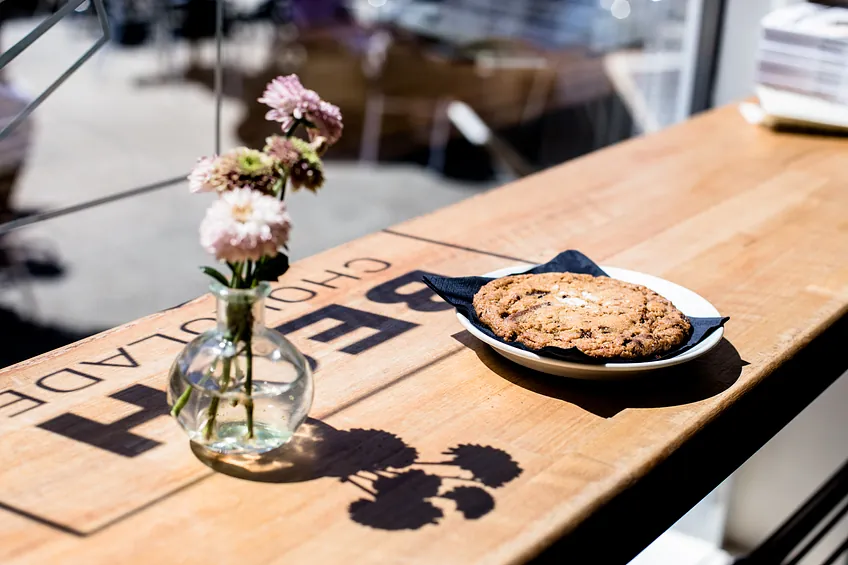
[1,104,847,564]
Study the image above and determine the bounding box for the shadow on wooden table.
[456,332,746,418]
[191,418,523,530]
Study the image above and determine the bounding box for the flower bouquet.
[167,75,342,454]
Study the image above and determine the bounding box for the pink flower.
[258,75,343,145]
[188,156,217,193]
[264,136,302,169]
[199,188,292,263]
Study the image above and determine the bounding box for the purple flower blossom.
[258,75,343,146]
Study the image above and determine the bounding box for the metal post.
[214,0,224,155]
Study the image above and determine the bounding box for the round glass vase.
[168,282,313,455]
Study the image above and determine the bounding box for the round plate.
[456,265,724,379]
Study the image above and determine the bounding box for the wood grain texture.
[1,105,847,564]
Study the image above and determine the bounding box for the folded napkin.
[423,250,728,364]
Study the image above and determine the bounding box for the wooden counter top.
[1,104,846,564]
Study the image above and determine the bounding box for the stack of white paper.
[751,3,848,129]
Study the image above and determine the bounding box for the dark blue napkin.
[423,250,728,364]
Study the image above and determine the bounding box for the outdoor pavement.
[0,18,485,340]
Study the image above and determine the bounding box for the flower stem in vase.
[236,305,256,440]
[204,355,232,440]
[244,335,254,439]
[172,357,220,418]
[170,386,192,418]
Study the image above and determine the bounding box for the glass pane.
[0,0,712,369]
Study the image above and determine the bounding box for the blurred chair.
[446,100,534,179]
[230,8,610,169]
[356,31,560,172]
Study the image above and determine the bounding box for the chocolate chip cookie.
[473,272,691,359]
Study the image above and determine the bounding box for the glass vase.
[168,282,313,455]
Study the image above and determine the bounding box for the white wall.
[726,371,848,563]
[713,0,801,106]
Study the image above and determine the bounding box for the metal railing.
[0,0,110,141]
[0,0,227,235]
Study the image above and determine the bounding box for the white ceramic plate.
[456,265,724,379]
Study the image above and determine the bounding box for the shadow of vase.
[191,418,523,530]
[191,418,417,483]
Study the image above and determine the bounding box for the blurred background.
[0,0,846,563]
[0,0,729,359]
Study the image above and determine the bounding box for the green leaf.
[200,266,230,286]
[253,252,290,282]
